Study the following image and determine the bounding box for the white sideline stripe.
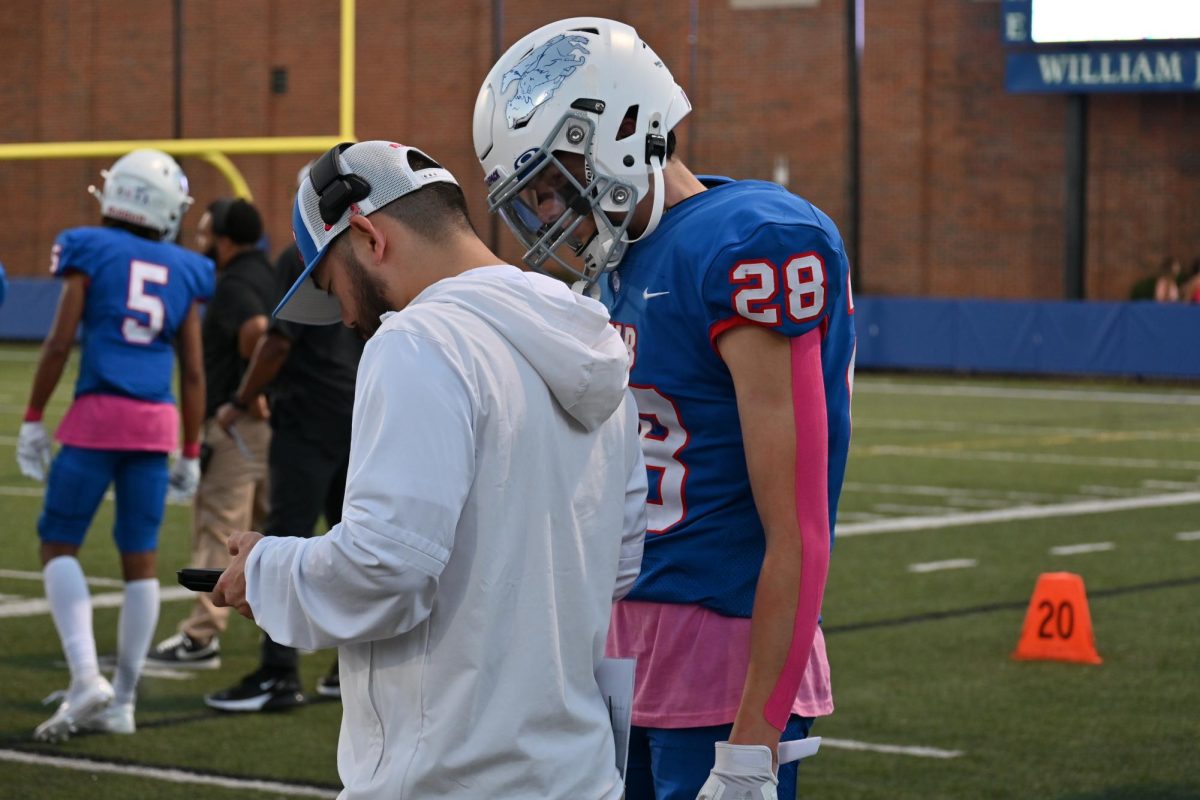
[0,749,339,798]
[1174,531,1200,541]
[865,446,1200,471]
[857,382,1200,406]
[908,559,978,573]
[0,568,124,588]
[819,737,963,759]
[1050,542,1115,555]
[0,586,193,619]
[838,491,1200,537]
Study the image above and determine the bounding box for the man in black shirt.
[203,242,363,710]
[148,199,276,673]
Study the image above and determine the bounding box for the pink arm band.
[763,328,831,730]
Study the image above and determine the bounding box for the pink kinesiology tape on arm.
[763,328,831,730]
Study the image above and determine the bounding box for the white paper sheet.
[596,657,636,779]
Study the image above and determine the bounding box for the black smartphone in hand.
[177,568,224,592]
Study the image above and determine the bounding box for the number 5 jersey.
[50,226,214,452]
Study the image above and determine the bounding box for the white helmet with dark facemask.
[473,17,691,287]
[89,149,193,241]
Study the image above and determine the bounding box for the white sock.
[43,556,99,691]
[114,578,160,706]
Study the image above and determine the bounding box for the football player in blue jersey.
[475,18,854,800]
[16,149,213,742]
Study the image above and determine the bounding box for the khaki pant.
[179,417,271,644]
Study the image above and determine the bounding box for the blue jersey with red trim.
[51,227,214,403]
[601,177,855,618]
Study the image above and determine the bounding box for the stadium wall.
[0,0,1197,302]
[4,278,1193,379]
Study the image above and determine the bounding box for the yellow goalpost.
[0,0,358,200]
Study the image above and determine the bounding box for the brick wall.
[1,0,1196,300]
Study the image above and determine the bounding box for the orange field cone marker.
[1012,572,1102,664]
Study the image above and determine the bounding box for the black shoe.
[204,669,305,712]
[315,660,340,700]
[146,633,221,670]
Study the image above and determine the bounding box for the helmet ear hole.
[616,106,639,141]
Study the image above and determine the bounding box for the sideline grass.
[0,343,1197,798]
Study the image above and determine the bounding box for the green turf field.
[0,343,1197,799]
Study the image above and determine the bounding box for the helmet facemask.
[487,113,638,288]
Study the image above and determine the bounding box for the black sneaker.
[204,669,305,712]
[315,660,340,700]
[146,633,221,669]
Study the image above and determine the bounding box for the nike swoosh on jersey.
[643,289,670,300]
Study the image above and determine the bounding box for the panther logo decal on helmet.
[500,34,590,129]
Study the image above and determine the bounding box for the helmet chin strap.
[623,157,665,244]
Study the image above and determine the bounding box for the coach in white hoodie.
[212,141,646,799]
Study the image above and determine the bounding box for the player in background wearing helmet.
[476,18,854,799]
[17,149,213,742]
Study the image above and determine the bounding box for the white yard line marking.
[864,446,1200,472]
[0,569,124,588]
[0,485,116,501]
[0,486,46,497]
[842,481,1063,503]
[1049,542,1115,555]
[819,737,963,759]
[0,586,194,619]
[1143,479,1200,490]
[857,382,1200,406]
[855,418,1200,443]
[838,512,887,523]
[838,491,1200,537]
[871,503,962,516]
[908,559,978,573]
[0,749,339,798]
[1078,485,1141,497]
[1174,531,1200,542]
[53,658,198,681]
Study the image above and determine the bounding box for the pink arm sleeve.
[763,327,831,730]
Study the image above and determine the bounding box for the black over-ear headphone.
[311,142,372,225]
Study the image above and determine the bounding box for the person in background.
[17,150,211,740]
[146,199,277,681]
[1154,257,1181,303]
[203,235,363,710]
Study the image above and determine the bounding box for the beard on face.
[342,246,393,340]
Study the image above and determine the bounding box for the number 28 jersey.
[601,177,855,618]
[52,226,214,404]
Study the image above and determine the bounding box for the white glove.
[16,421,52,482]
[166,456,201,504]
[696,742,778,800]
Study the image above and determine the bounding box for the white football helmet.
[89,149,193,241]
[473,18,691,286]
